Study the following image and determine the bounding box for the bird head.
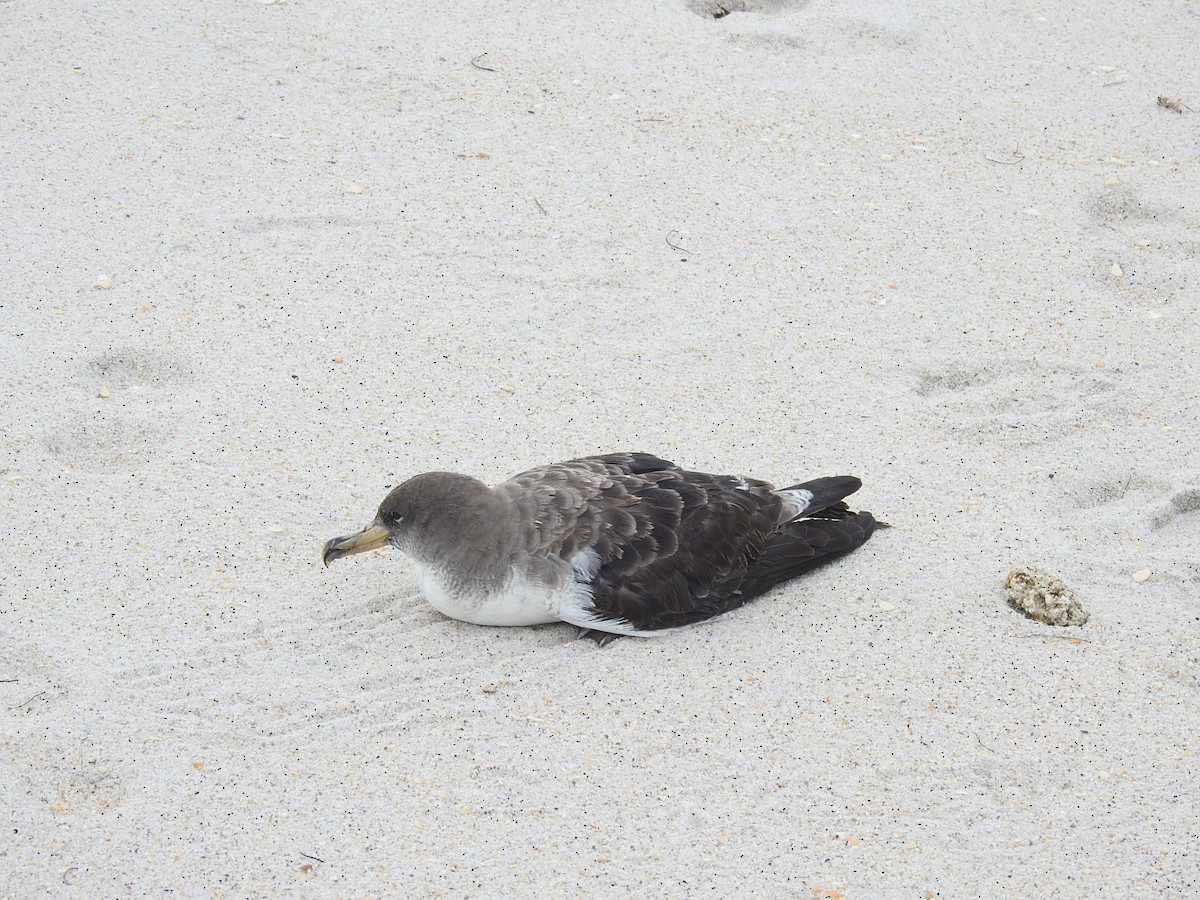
[321,472,502,567]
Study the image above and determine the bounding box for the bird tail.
[773,475,863,522]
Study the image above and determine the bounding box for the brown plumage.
[323,453,880,642]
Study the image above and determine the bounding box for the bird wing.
[502,453,819,634]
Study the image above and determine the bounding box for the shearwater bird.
[322,453,879,643]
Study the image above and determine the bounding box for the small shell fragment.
[1132,569,1151,583]
[346,184,364,194]
[1111,262,1123,277]
[1004,565,1089,627]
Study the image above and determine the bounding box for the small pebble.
[1004,565,1089,626]
[1132,569,1151,583]
[1111,262,1123,276]
[346,184,364,194]
[95,276,113,289]
[879,600,896,611]
[98,386,111,399]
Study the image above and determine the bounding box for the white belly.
[418,567,562,626]
[415,558,678,638]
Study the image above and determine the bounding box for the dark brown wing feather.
[727,504,877,605]
[501,453,877,632]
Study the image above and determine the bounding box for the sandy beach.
[3,0,1199,894]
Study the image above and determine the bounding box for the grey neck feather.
[398,475,522,589]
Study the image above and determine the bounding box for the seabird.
[322,452,879,643]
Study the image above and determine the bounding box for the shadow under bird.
[323,452,880,644]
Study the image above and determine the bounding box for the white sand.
[3,0,1199,894]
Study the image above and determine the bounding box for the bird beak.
[322,522,392,567]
